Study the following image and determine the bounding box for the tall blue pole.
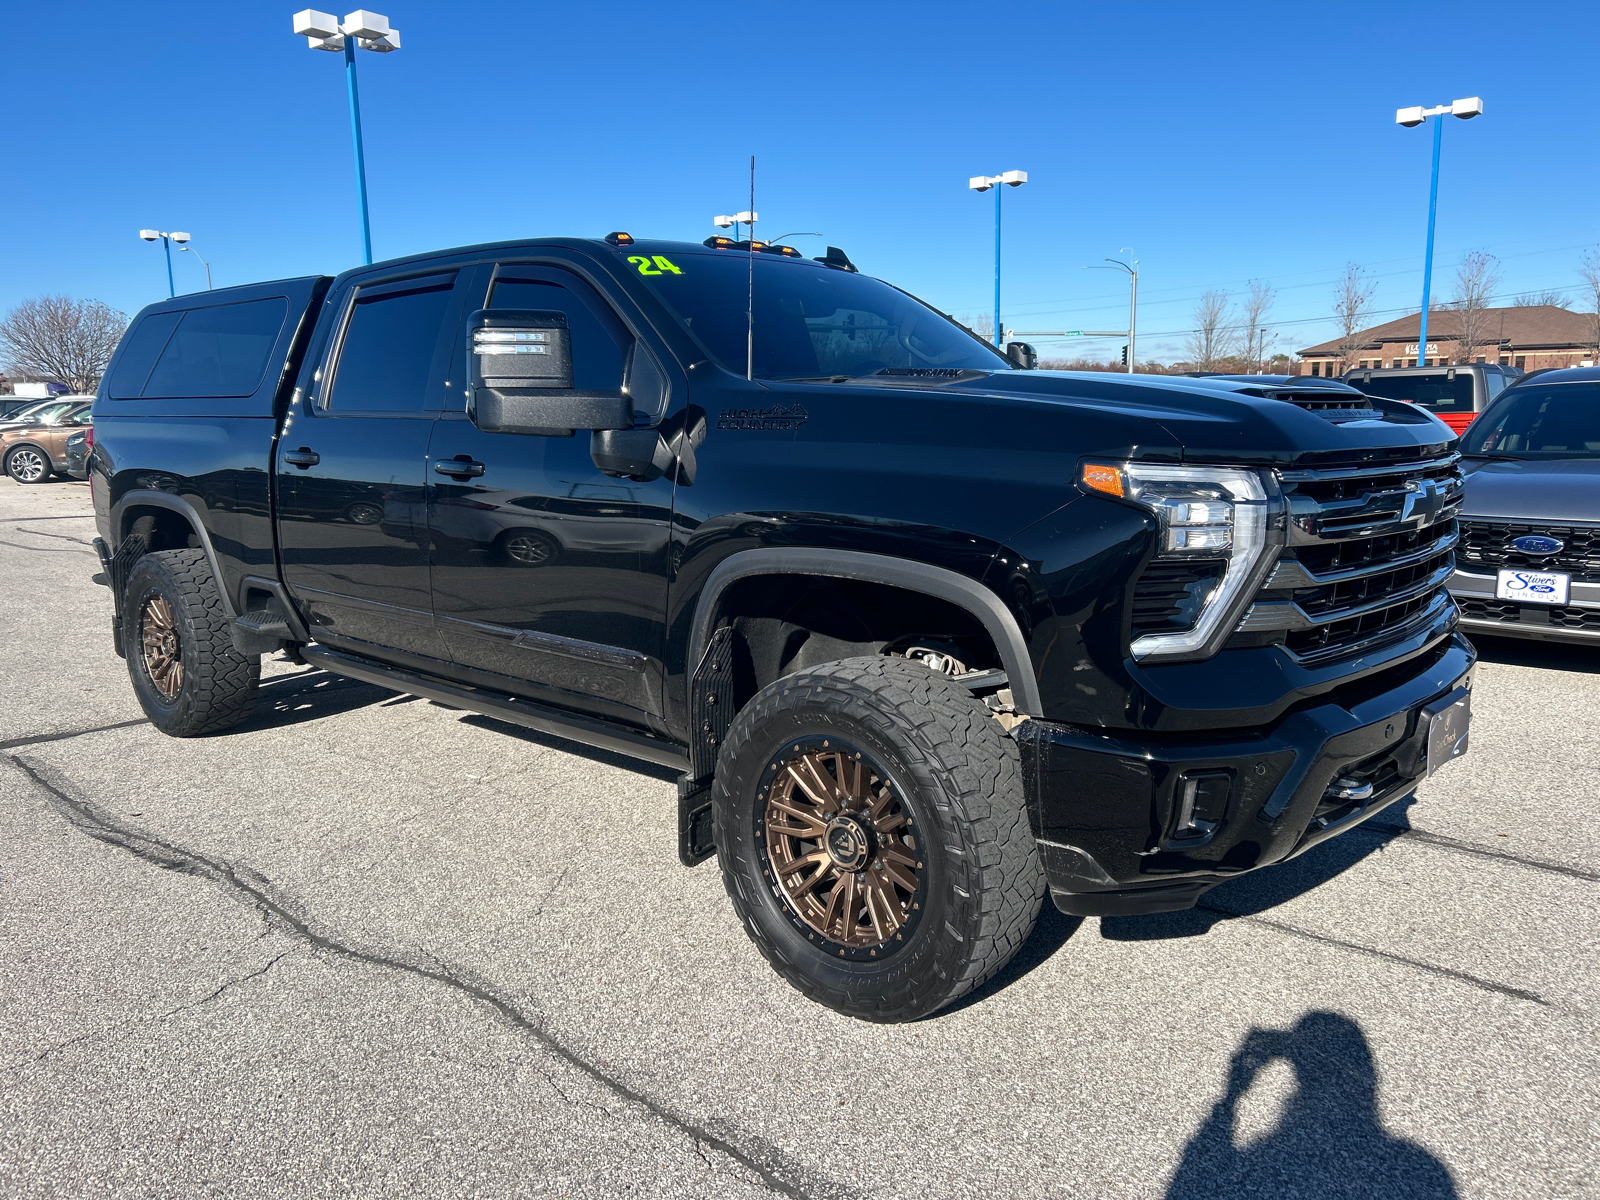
[1417,113,1444,366]
[162,235,175,298]
[993,183,1002,347]
[344,38,374,265]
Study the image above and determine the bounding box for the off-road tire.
[714,656,1045,1022]
[123,548,260,736]
[4,444,51,484]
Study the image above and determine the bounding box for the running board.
[299,644,690,771]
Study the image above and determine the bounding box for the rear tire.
[123,548,260,736]
[714,656,1044,1022]
[4,445,50,484]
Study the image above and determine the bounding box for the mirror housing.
[1005,341,1037,370]
[467,308,630,437]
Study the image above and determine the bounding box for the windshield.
[1462,382,1600,459]
[1344,372,1475,413]
[7,401,61,422]
[632,250,1008,379]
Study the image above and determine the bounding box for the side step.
[231,610,294,656]
[299,643,690,772]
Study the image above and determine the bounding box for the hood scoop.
[1241,386,1383,423]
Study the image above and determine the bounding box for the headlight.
[1081,461,1279,661]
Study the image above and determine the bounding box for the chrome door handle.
[283,448,320,468]
[434,458,485,478]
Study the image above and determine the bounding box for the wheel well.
[710,574,1002,712]
[119,505,201,553]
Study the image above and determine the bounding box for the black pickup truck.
[91,234,1475,1021]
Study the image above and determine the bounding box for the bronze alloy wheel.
[757,737,925,960]
[140,595,184,701]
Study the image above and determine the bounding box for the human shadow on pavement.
[1099,795,1422,942]
[1165,1011,1457,1199]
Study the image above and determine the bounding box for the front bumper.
[1450,568,1600,644]
[1016,634,1476,916]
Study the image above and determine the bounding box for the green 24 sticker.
[628,255,682,276]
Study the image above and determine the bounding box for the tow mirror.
[467,308,631,437]
[1005,341,1037,370]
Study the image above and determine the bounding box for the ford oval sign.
[1510,535,1564,556]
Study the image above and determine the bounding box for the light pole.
[714,211,759,242]
[1396,96,1482,365]
[293,9,402,265]
[969,170,1026,347]
[180,242,213,290]
[1087,252,1139,373]
[138,229,190,297]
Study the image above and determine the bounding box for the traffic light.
[1120,345,1128,367]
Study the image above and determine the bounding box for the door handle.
[434,458,485,478]
[283,448,320,468]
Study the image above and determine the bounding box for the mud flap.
[678,625,736,866]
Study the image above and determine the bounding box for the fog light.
[1171,771,1231,842]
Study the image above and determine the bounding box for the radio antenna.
[747,154,755,381]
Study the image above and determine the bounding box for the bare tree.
[0,296,127,394]
[1237,280,1275,373]
[1578,249,1600,360]
[1450,251,1501,363]
[1186,290,1232,372]
[1513,290,1569,308]
[1332,263,1378,371]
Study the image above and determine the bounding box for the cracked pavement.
[1,479,1597,1199]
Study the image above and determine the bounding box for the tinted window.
[329,282,454,411]
[141,299,289,398]
[1345,372,1474,412]
[631,250,1008,379]
[488,275,629,390]
[106,310,181,398]
[1463,383,1600,459]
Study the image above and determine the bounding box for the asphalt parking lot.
[1,477,1596,1200]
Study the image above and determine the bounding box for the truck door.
[425,264,674,731]
[276,270,464,667]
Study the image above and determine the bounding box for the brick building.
[1297,305,1598,377]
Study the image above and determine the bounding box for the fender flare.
[110,489,237,619]
[687,548,1042,716]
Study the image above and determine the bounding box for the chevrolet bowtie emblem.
[1400,478,1443,526]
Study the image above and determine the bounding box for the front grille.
[1458,597,1600,631]
[1229,453,1465,664]
[1457,519,1600,583]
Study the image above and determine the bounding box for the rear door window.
[141,298,290,398]
[327,275,458,412]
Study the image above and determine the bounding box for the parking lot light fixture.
[138,229,178,297]
[179,240,213,290]
[292,9,402,265]
[969,171,1027,347]
[1396,97,1483,364]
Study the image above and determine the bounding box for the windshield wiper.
[1462,451,1523,461]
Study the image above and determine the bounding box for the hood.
[1460,457,1600,523]
[923,370,1455,466]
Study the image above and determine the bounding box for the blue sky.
[6,0,1597,364]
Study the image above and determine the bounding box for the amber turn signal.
[1081,463,1124,498]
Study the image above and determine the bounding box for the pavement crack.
[0,539,92,553]
[1199,901,1556,1009]
[1358,821,1600,883]
[8,527,95,546]
[0,719,149,751]
[1,515,96,523]
[164,951,294,1018]
[7,753,832,1200]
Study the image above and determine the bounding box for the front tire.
[5,445,50,484]
[123,548,260,736]
[714,656,1044,1021]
